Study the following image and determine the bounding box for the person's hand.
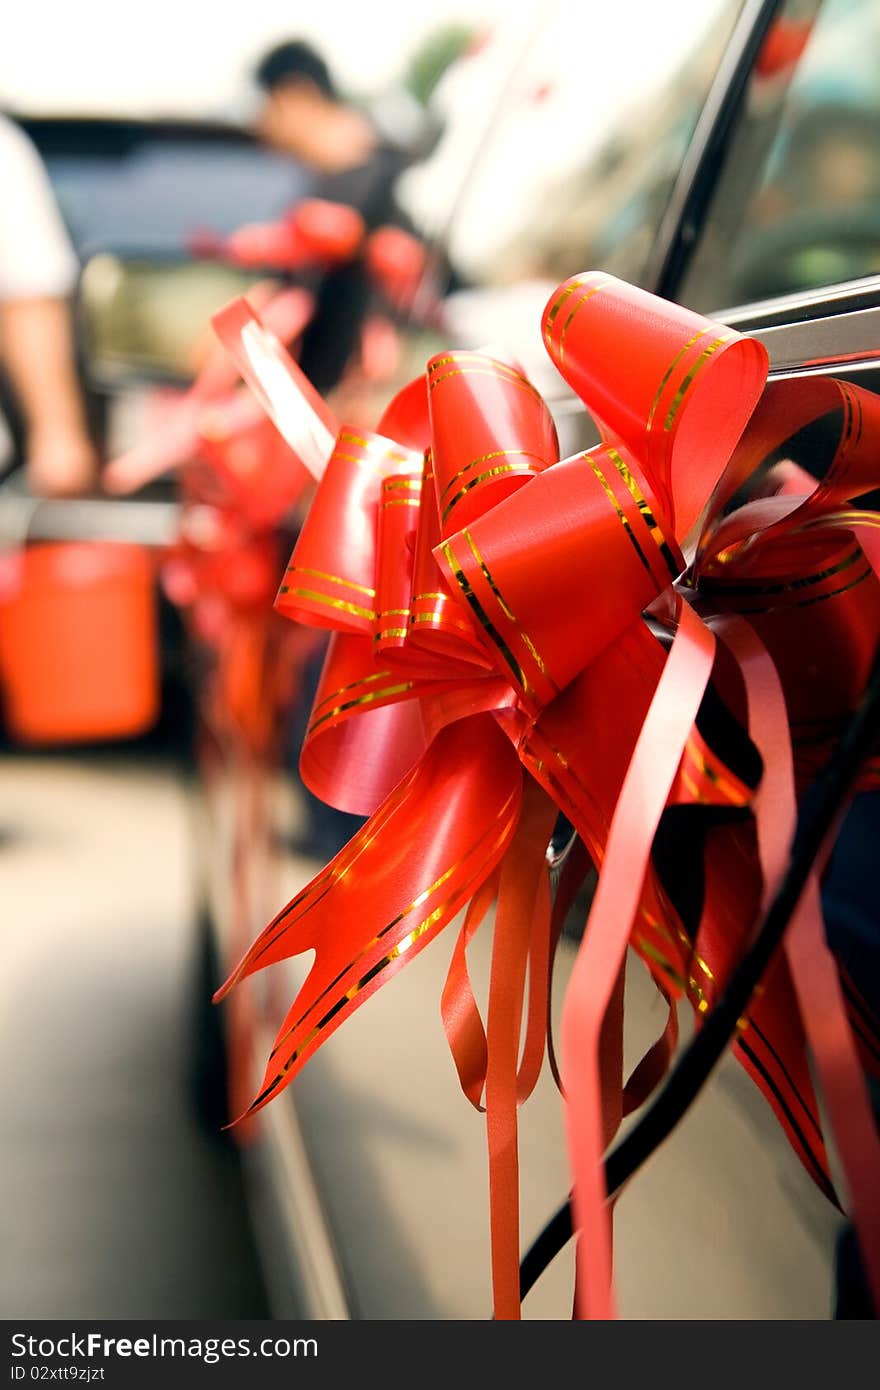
[26,424,99,497]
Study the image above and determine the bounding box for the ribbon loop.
[542,273,768,539]
[427,351,558,536]
[277,427,422,635]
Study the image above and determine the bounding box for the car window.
[22,121,312,256]
[439,0,743,288]
[528,0,743,289]
[678,0,880,312]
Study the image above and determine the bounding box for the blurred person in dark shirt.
[253,39,414,394]
[253,41,423,859]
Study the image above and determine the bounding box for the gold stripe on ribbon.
[374,608,411,643]
[664,334,732,431]
[642,907,715,984]
[410,591,476,638]
[277,586,376,621]
[253,763,425,965]
[694,763,740,804]
[638,918,710,1012]
[283,565,376,598]
[441,539,529,694]
[337,429,412,464]
[635,936,689,995]
[605,446,682,580]
[702,558,873,613]
[437,449,545,508]
[699,545,861,598]
[537,736,606,845]
[543,276,608,365]
[558,278,609,365]
[336,430,372,448]
[251,868,337,968]
[679,768,707,804]
[307,680,416,736]
[788,567,872,610]
[583,452,655,580]
[544,278,582,344]
[312,668,394,716]
[409,611,476,638]
[804,509,880,532]
[332,450,380,471]
[824,382,863,489]
[428,366,543,404]
[429,352,524,382]
[442,463,540,524]
[257,794,521,1097]
[461,527,557,695]
[646,328,710,432]
[686,737,748,805]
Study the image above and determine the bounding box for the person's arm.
[0,295,96,496]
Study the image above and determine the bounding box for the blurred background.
[1,0,878,1321]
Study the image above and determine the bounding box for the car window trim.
[715,274,880,329]
[645,0,783,299]
[724,292,880,376]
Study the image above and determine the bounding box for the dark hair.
[255,40,336,98]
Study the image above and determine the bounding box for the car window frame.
[645,0,782,298]
[648,0,880,384]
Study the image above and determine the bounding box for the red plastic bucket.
[0,542,159,744]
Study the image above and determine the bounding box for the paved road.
[0,750,268,1319]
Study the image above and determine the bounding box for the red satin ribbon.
[210,272,880,1318]
[719,616,880,1308]
[563,599,717,1319]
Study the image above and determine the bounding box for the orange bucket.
[0,542,159,744]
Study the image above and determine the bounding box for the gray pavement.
[0,751,269,1319]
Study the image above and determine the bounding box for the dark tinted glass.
[679,0,880,312]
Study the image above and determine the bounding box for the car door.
[254,0,878,1321]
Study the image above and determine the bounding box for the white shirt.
[0,114,79,464]
[0,114,78,301]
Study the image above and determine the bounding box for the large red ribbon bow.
[213,273,880,1319]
